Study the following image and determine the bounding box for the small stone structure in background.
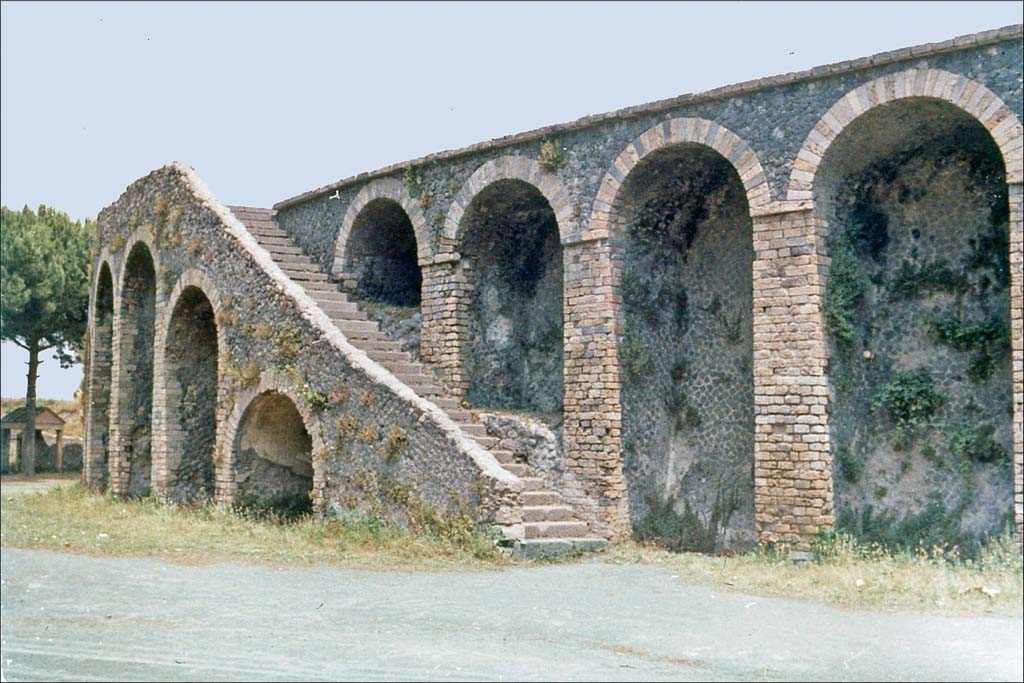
[1,406,82,474]
[83,25,1023,556]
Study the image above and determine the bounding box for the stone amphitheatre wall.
[88,25,1023,552]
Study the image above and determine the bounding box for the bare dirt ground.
[0,474,79,497]
[1,547,1021,682]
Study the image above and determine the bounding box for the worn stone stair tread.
[501,463,529,477]
[511,538,608,559]
[523,521,590,539]
[522,505,575,522]
[522,490,562,505]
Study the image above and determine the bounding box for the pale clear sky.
[2,1,1021,399]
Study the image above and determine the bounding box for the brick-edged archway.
[423,156,576,401]
[84,258,115,491]
[333,177,431,277]
[587,117,771,242]
[219,370,328,513]
[442,156,577,247]
[109,236,160,497]
[578,117,770,546]
[793,68,1024,545]
[787,68,1024,200]
[152,269,223,502]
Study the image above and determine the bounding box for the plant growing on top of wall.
[539,139,567,173]
[823,236,869,352]
[403,166,423,198]
[869,368,944,439]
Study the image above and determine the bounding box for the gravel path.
[1,548,1020,681]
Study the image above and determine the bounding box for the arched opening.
[615,144,755,552]
[817,98,1013,552]
[87,263,114,490]
[344,198,424,359]
[117,244,156,497]
[345,198,422,306]
[458,179,563,416]
[164,286,218,502]
[233,391,313,517]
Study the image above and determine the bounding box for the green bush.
[870,368,943,436]
[947,422,1008,465]
[824,237,869,351]
[836,446,864,483]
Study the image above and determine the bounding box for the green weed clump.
[870,368,943,438]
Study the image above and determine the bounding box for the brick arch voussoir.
[586,117,772,242]
[443,155,577,248]
[787,68,1024,201]
[333,177,431,277]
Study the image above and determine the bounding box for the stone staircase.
[228,206,606,558]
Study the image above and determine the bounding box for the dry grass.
[0,483,508,572]
[605,536,1023,617]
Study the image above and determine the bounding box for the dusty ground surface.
[0,475,79,497]
[1,548,1021,682]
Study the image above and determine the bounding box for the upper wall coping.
[273,24,1022,211]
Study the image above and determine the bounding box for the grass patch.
[1,483,507,572]
[605,532,1022,617]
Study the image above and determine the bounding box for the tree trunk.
[22,340,40,476]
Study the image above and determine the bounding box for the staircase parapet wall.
[93,163,522,529]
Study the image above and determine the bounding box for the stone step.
[319,302,366,319]
[411,383,444,397]
[457,422,487,437]
[309,290,349,303]
[431,397,459,410]
[270,252,313,265]
[367,349,413,363]
[511,538,608,560]
[445,409,471,422]
[380,361,423,375]
[490,449,515,464]
[285,270,328,282]
[255,236,294,247]
[519,477,546,491]
[357,339,404,352]
[393,373,437,387]
[249,226,287,238]
[279,261,321,273]
[522,490,562,506]
[471,434,499,449]
[502,463,530,477]
[524,521,589,539]
[522,505,575,523]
